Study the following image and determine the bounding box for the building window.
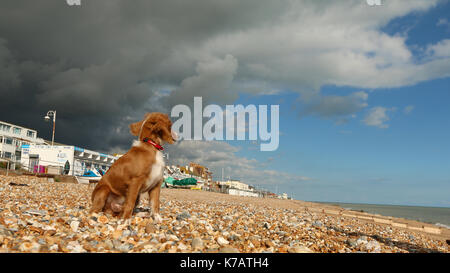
[5,138,13,145]
[0,124,11,132]
[3,152,12,159]
[27,130,35,138]
[15,151,21,162]
[13,127,22,135]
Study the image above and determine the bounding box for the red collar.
[142,138,164,151]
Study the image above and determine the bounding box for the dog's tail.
[90,182,111,213]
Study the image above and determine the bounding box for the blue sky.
[226,2,450,207]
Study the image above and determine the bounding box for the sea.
[318,202,450,228]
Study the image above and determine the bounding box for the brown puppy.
[90,112,177,221]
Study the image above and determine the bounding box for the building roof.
[43,139,69,146]
[0,120,37,132]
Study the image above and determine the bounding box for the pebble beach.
[0,175,448,253]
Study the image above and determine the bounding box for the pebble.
[67,241,87,253]
[288,245,314,253]
[176,211,191,221]
[229,234,241,242]
[145,223,156,234]
[19,242,40,252]
[356,236,368,245]
[122,230,131,237]
[217,237,229,246]
[191,237,204,250]
[97,215,109,224]
[0,175,448,253]
[167,234,179,241]
[346,238,358,248]
[364,241,381,253]
[118,244,133,253]
[219,247,240,253]
[0,225,14,237]
[24,209,47,216]
[70,221,80,232]
[178,242,188,251]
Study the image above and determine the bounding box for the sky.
[0,0,449,206]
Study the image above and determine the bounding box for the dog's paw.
[153,213,162,223]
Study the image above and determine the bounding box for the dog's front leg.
[148,179,163,223]
[121,183,141,219]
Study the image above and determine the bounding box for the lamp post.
[44,110,56,146]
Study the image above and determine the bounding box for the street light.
[44,110,56,146]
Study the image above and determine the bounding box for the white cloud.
[301,91,369,119]
[426,39,450,58]
[165,140,311,185]
[363,106,396,128]
[155,0,450,121]
[188,0,446,96]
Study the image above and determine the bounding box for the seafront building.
[278,193,288,199]
[20,144,118,176]
[0,120,46,169]
[0,119,118,175]
[219,179,251,191]
[217,179,261,197]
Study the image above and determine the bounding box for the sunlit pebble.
[97,215,109,224]
[0,175,448,253]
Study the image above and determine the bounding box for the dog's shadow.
[133,207,151,213]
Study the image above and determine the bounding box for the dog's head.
[129,112,177,144]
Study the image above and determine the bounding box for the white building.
[228,188,260,198]
[218,179,261,197]
[0,120,119,175]
[278,193,288,200]
[21,144,118,176]
[0,120,45,169]
[218,179,251,191]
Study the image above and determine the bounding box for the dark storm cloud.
[0,0,291,152]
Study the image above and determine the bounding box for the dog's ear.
[152,114,174,143]
[129,120,143,136]
[154,122,171,140]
